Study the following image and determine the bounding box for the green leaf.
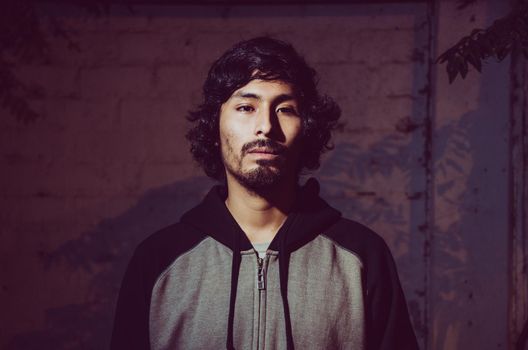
[466,51,482,72]
[447,59,459,84]
[458,56,469,79]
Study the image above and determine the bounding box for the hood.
[180,177,342,252]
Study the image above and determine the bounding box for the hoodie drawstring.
[279,220,295,350]
[226,229,241,350]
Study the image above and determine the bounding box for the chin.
[233,165,283,191]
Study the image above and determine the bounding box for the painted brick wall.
[0,1,514,349]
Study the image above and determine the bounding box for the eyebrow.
[232,91,296,104]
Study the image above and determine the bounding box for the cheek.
[220,131,240,158]
[219,118,232,147]
[285,120,303,144]
[219,118,245,149]
[220,134,232,156]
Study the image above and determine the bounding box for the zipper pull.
[257,256,266,290]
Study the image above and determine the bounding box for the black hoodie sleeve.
[110,248,151,350]
[325,219,419,350]
[110,223,209,350]
[365,235,419,350]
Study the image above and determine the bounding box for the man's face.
[219,79,303,191]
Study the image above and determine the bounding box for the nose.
[254,107,274,137]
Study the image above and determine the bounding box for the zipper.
[255,253,268,350]
[257,256,266,290]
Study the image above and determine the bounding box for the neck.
[224,176,297,244]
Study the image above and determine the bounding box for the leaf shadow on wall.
[429,112,476,350]
[317,132,430,340]
[430,108,506,349]
[316,112,477,344]
[7,176,214,350]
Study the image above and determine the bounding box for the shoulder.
[323,218,390,258]
[322,218,395,277]
[136,222,207,256]
[128,222,209,282]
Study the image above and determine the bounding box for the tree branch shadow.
[7,176,214,350]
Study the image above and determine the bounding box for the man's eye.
[277,107,298,115]
[236,105,254,112]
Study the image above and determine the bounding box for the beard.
[228,158,282,191]
[222,138,296,193]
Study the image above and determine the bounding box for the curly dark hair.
[186,36,341,180]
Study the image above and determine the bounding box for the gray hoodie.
[111,179,419,350]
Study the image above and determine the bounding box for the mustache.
[241,139,287,156]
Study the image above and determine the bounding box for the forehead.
[229,79,296,101]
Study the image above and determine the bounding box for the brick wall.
[0,1,513,349]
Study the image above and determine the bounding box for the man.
[111,37,419,350]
